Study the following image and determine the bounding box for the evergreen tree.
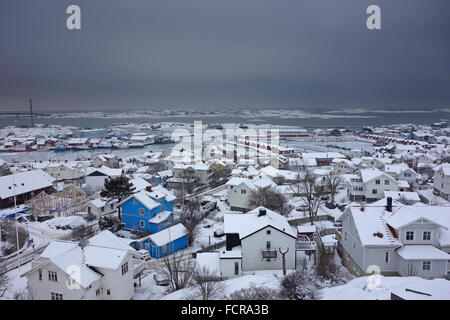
[100,176,136,220]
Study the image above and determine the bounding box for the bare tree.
[292,170,324,225]
[178,198,202,245]
[0,259,9,298]
[248,187,290,215]
[71,224,96,241]
[228,284,280,300]
[324,172,343,203]
[179,170,200,203]
[191,266,225,300]
[273,175,286,185]
[157,253,195,292]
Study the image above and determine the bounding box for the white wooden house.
[197,207,297,279]
[22,231,145,300]
[337,198,450,279]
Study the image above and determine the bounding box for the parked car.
[296,204,309,211]
[325,202,336,209]
[333,220,343,227]
[138,249,150,261]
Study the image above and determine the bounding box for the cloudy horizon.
[1,0,449,112]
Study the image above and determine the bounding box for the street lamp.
[9,172,21,271]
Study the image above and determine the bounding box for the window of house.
[140,220,145,228]
[267,230,271,235]
[51,292,63,300]
[38,270,42,281]
[375,180,380,185]
[385,180,390,185]
[48,271,57,282]
[406,231,414,241]
[162,244,167,253]
[372,189,377,194]
[107,290,111,295]
[121,262,129,275]
[110,204,114,209]
[241,189,246,194]
[133,198,137,204]
[422,261,431,271]
[96,288,103,296]
[385,251,390,263]
[139,208,145,216]
[423,231,431,241]
[266,241,271,250]
[234,262,239,275]
[101,207,105,212]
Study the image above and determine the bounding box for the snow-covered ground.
[321,275,450,300]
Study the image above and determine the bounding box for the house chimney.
[258,208,267,216]
[386,197,393,212]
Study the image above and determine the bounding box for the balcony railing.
[261,249,277,259]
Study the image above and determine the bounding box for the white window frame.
[139,207,145,216]
[140,220,145,228]
[405,231,414,241]
[423,231,432,241]
[422,260,431,271]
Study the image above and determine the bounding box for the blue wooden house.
[141,223,188,258]
[120,186,176,233]
[151,170,173,184]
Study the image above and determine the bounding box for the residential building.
[22,230,145,300]
[433,164,450,200]
[337,197,450,279]
[0,170,55,208]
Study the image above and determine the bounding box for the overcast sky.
[0,0,449,111]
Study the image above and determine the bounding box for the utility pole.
[12,173,21,271]
[29,99,34,127]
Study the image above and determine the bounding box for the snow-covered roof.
[398,180,410,188]
[224,207,297,240]
[385,207,424,230]
[385,163,415,175]
[149,211,172,224]
[88,230,138,253]
[86,166,122,177]
[297,225,316,233]
[0,169,54,199]
[219,246,242,259]
[149,223,188,246]
[301,152,346,159]
[37,231,136,288]
[397,245,449,260]
[383,191,420,202]
[130,177,151,192]
[196,252,221,276]
[120,190,161,211]
[360,168,395,184]
[347,206,402,247]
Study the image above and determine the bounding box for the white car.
[139,249,150,261]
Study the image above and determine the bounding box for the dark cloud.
[0,0,449,111]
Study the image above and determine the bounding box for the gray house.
[337,197,449,279]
